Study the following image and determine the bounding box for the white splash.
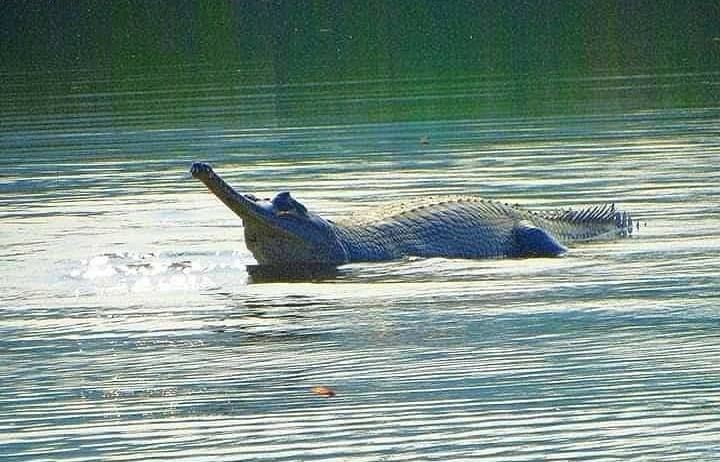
[69,250,252,296]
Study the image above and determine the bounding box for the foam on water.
[66,251,252,296]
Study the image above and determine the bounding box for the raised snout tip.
[190,162,214,178]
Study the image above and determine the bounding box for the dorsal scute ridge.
[344,195,518,225]
[341,195,620,228]
[537,203,617,224]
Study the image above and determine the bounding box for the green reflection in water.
[1,1,719,125]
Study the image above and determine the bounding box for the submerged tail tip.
[614,210,634,236]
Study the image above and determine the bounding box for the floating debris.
[169,261,192,270]
[311,386,336,397]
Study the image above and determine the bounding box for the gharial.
[190,162,634,267]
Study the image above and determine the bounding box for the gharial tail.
[536,203,636,242]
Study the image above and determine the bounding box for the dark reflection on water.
[246,264,342,283]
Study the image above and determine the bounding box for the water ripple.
[2,72,720,461]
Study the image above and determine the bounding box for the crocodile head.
[190,163,348,266]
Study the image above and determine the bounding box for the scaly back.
[338,196,631,244]
[533,203,633,242]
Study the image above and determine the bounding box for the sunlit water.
[2,69,720,461]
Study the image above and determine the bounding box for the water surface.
[2,56,720,462]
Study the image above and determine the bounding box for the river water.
[2,65,720,461]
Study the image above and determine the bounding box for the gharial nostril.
[190,162,213,177]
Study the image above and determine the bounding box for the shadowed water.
[2,63,720,461]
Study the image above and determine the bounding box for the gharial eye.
[272,191,308,216]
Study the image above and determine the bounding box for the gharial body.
[190,162,634,267]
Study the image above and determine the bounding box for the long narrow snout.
[190,162,271,222]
